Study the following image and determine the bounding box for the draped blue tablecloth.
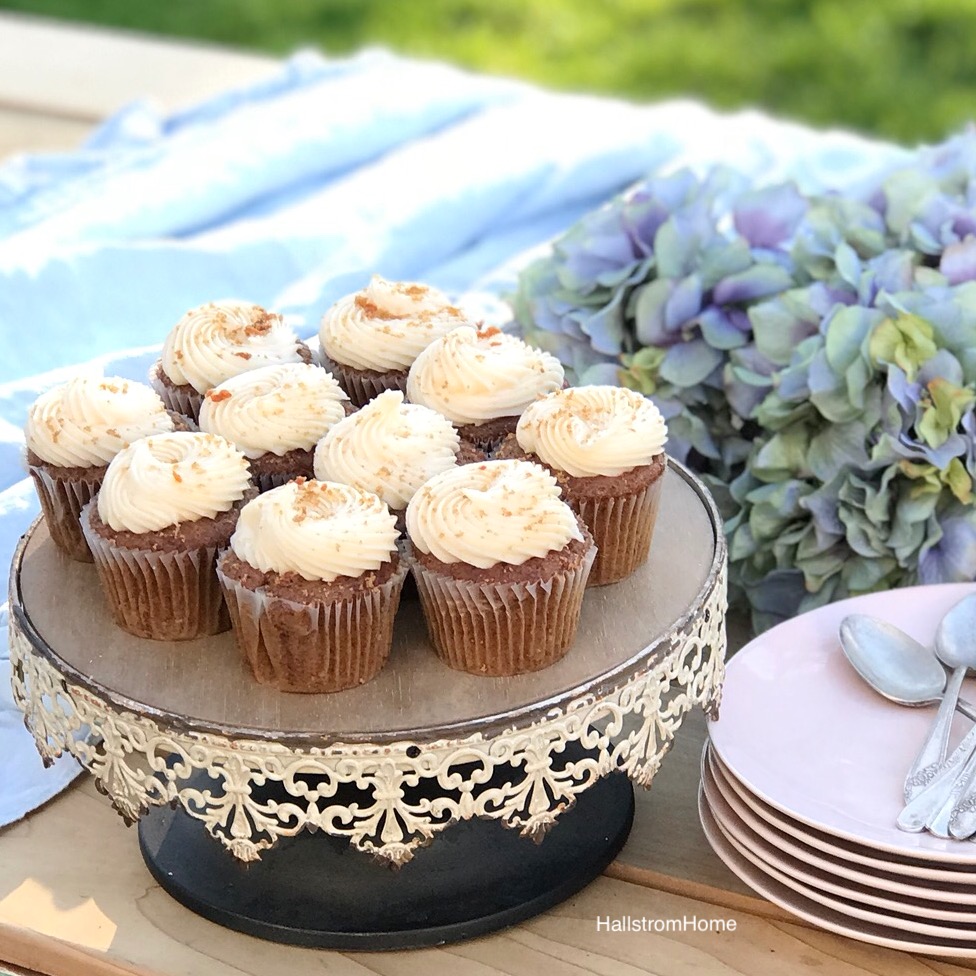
[0,48,908,826]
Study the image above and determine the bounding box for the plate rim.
[707,745,976,883]
[708,581,976,864]
[702,748,976,915]
[699,788,976,958]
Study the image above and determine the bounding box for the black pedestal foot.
[139,760,634,950]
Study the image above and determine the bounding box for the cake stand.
[9,459,727,949]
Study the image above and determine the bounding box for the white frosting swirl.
[313,390,459,510]
[319,275,467,371]
[161,300,304,393]
[406,326,564,426]
[26,374,174,467]
[199,363,347,459]
[230,480,399,582]
[516,386,668,477]
[406,459,583,568]
[97,432,252,533]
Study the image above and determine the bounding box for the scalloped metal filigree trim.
[10,561,726,866]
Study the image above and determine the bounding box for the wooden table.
[2,11,975,974]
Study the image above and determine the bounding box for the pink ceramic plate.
[708,746,976,883]
[699,790,976,958]
[702,755,976,919]
[709,583,976,863]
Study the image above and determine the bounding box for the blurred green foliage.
[4,0,976,143]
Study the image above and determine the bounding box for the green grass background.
[3,0,975,144]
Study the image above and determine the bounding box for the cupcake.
[80,432,253,640]
[405,459,595,676]
[25,374,180,561]
[497,386,668,586]
[199,362,349,492]
[312,389,483,531]
[406,325,564,451]
[318,275,469,407]
[217,480,406,693]
[151,300,313,422]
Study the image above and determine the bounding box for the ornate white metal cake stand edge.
[10,493,726,868]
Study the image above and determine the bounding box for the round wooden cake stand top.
[10,460,726,884]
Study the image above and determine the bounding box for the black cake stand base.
[138,760,635,950]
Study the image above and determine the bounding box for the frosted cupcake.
[406,326,564,451]
[217,480,406,693]
[151,300,312,422]
[199,362,349,492]
[313,389,483,530]
[318,276,469,407]
[406,459,595,676]
[497,386,668,586]
[25,375,179,561]
[80,432,253,640]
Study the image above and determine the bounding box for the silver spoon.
[892,595,976,835]
[838,614,976,725]
[904,597,976,806]
[897,719,976,832]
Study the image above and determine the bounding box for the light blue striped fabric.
[0,48,907,826]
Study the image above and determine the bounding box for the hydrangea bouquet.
[512,131,976,629]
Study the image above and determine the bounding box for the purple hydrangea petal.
[665,273,703,331]
[659,339,724,388]
[700,307,749,350]
[941,237,976,284]
[733,183,807,248]
[713,263,794,305]
[920,514,976,583]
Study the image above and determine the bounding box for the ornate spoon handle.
[898,717,976,832]
[904,665,967,803]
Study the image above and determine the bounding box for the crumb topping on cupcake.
[406,326,564,426]
[199,363,348,459]
[97,432,251,533]
[230,479,399,582]
[319,275,467,372]
[406,459,582,568]
[161,300,304,394]
[516,386,668,477]
[25,374,174,467]
[313,389,460,510]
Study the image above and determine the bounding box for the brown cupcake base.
[455,415,519,454]
[496,436,666,586]
[26,411,194,564]
[247,447,315,493]
[323,358,407,409]
[217,551,407,693]
[406,528,595,676]
[81,505,230,641]
[80,493,252,640]
[28,456,103,562]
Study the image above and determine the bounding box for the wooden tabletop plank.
[3,745,976,975]
[0,12,275,122]
[0,106,93,156]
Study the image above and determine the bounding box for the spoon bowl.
[839,615,947,706]
[936,593,976,671]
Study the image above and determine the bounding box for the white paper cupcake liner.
[571,474,663,586]
[29,464,102,562]
[80,501,229,641]
[407,542,595,676]
[216,553,408,693]
[149,360,204,423]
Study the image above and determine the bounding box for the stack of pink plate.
[704,582,976,957]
